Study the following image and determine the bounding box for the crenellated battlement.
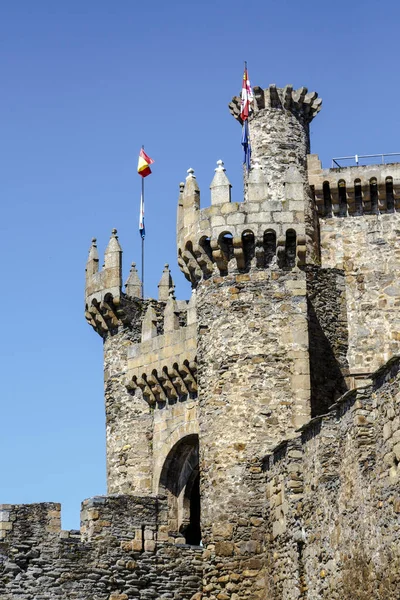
[308,154,400,216]
[177,161,316,285]
[229,84,322,125]
[0,502,61,544]
[0,496,203,598]
[85,231,188,342]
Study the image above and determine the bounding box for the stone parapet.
[177,164,318,285]
[263,356,400,599]
[126,322,197,405]
[80,494,168,549]
[229,84,322,126]
[85,235,183,339]
[177,84,322,286]
[308,154,400,216]
[0,502,61,544]
[0,496,202,599]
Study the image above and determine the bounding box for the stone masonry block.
[272,211,295,223]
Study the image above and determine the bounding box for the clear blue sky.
[1,0,399,530]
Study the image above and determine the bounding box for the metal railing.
[331,153,400,168]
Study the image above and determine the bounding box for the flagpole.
[138,144,154,298]
[141,173,145,299]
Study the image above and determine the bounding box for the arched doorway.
[159,434,201,545]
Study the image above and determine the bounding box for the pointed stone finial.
[85,231,122,309]
[182,168,200,221]
[142,304,157,342]
[88,238,98,259]
[210,159,232,205]
[164,295,179,332]
[86,238,99,276]
[104,228,122,268]
[125,262,142,298]
[158,264,175,301]
[285,165,303,184]
[247,162,267,202]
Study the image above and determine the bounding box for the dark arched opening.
[354,179,363,215]
[370,178,378,214]
[264,230,277,267]
[242,230,255,269]
[386,177,394,212]
[323,181,332,217]
[159,434,201,545]
[285,229,297,269]
[183,471,201,545]
[199,236,213,261]
[338,180,347,216]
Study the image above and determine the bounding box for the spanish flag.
[137,148,155,178]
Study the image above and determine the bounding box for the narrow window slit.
[323,181,332,217]
[370,178,378,214]
[338,180,347,217]
[386,177,394,213]
[354,179,363,215]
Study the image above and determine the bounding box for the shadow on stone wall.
[308,300,348,417]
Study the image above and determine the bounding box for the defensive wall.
[0,496,203,599]
[264,355,400,600]
[309,155,400,378]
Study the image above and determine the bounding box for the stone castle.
[1,83,400,600]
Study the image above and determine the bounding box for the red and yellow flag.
[137,148,155,178]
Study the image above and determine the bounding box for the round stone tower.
[177,85,322,597]
[230,84,321,197]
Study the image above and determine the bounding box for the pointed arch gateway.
[158,434,201,545]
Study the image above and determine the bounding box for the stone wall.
[104,327,154,496]
[319,213,400,376]
[0,495,202,600]
[308,155,400,217]
[264,356,400,600]
[196,267,311,599]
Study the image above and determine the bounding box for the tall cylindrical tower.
[177,85,322,598]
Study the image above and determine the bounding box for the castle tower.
[176,85,334,595]
[3,77,400,600]
[84,84,350,598]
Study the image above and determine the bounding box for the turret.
[175,83,325,597]
[177,85,322,286]
[229,84,322,191]
[85,229,122,304]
